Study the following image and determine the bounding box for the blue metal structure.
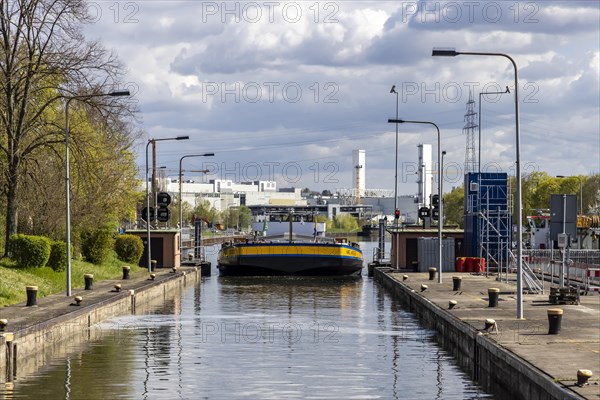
[464,173,511,268]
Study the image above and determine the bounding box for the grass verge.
[0,254,142,307]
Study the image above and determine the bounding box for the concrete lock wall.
[1,268,199,383]
[373,269,581,400]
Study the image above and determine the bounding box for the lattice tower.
[463,91,478,173]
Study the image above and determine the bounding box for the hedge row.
[8,231,144,269]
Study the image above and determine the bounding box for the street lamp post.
[65,90,130,296]
[433,47,523,319]
[178,153,214,260]
[390,85,399,269]
[145,136,189,273]
[390,86,399,224]
[388,118,443,283]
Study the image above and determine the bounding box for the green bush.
[8,234,51,268]
[332,214,360,231]
[81,228,115,264]
[114,234,144,264]
[47,240,69,272]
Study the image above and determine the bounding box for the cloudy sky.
[85,1,599,195]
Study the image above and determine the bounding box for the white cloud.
[84,0,600,192]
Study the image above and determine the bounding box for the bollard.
[484,318,496,331]
[448,300,457,309]
[73,296,83,306]
[488,288,500,307]
[428,267,437,281]
[150,260,157,272]
[452,276,462,291]
[547,308,563,334]
[84,274,94,290]
[0,319,7,332]
[402,275,408,281]
[577,369,593,386]
[122,266,131,280]
[26,286,38,307]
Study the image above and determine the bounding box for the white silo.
[417,144,433,207]
[352,149,365,200]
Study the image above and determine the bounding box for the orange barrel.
[479,258,486,273]
[473,257,485,273]
[455,257,466,272]
[465,257,475,272]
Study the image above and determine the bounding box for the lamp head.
[432,48,458,57]
[109,90,131,96]
[390,85,396,94]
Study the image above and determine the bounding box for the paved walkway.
[386,271,600,399]
[0,267,194,333]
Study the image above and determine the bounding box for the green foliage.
[114,234,144,264]
[331,214,360,231]
[7,234,51,268]
[193,199,221,226]
[81,228,115,264]
[223,206,252,231]
[47,240,68,272]
[443,186,465,228]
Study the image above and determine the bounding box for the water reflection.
[1,242,492,399]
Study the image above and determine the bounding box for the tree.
[0,0,137,254]
[193,200,221,227]
[330,214,359,231]
[223,206,252,231]
[443,186,464,228]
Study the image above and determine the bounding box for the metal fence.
[522,249,600,291]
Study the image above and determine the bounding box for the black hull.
[217,257,363,276]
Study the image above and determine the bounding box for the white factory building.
[146,145,433,225]
[156,177,306,212]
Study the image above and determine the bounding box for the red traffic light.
[394,209,400,219]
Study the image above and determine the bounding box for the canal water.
[3,242,493,399]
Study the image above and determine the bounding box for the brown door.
[406,238,418,271]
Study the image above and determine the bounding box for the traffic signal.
[157,192,172,207]
[156,206,170,222]
[431,194,440,221]
[394,209,400,219]
[141,207,155,222]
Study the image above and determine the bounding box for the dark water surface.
[2,242,493,399]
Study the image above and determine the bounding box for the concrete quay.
[0,266,201,383]
[375,269,600,400]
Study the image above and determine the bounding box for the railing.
[520,249,600,293]
[508,250,544,293]
[372,247,391,264]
